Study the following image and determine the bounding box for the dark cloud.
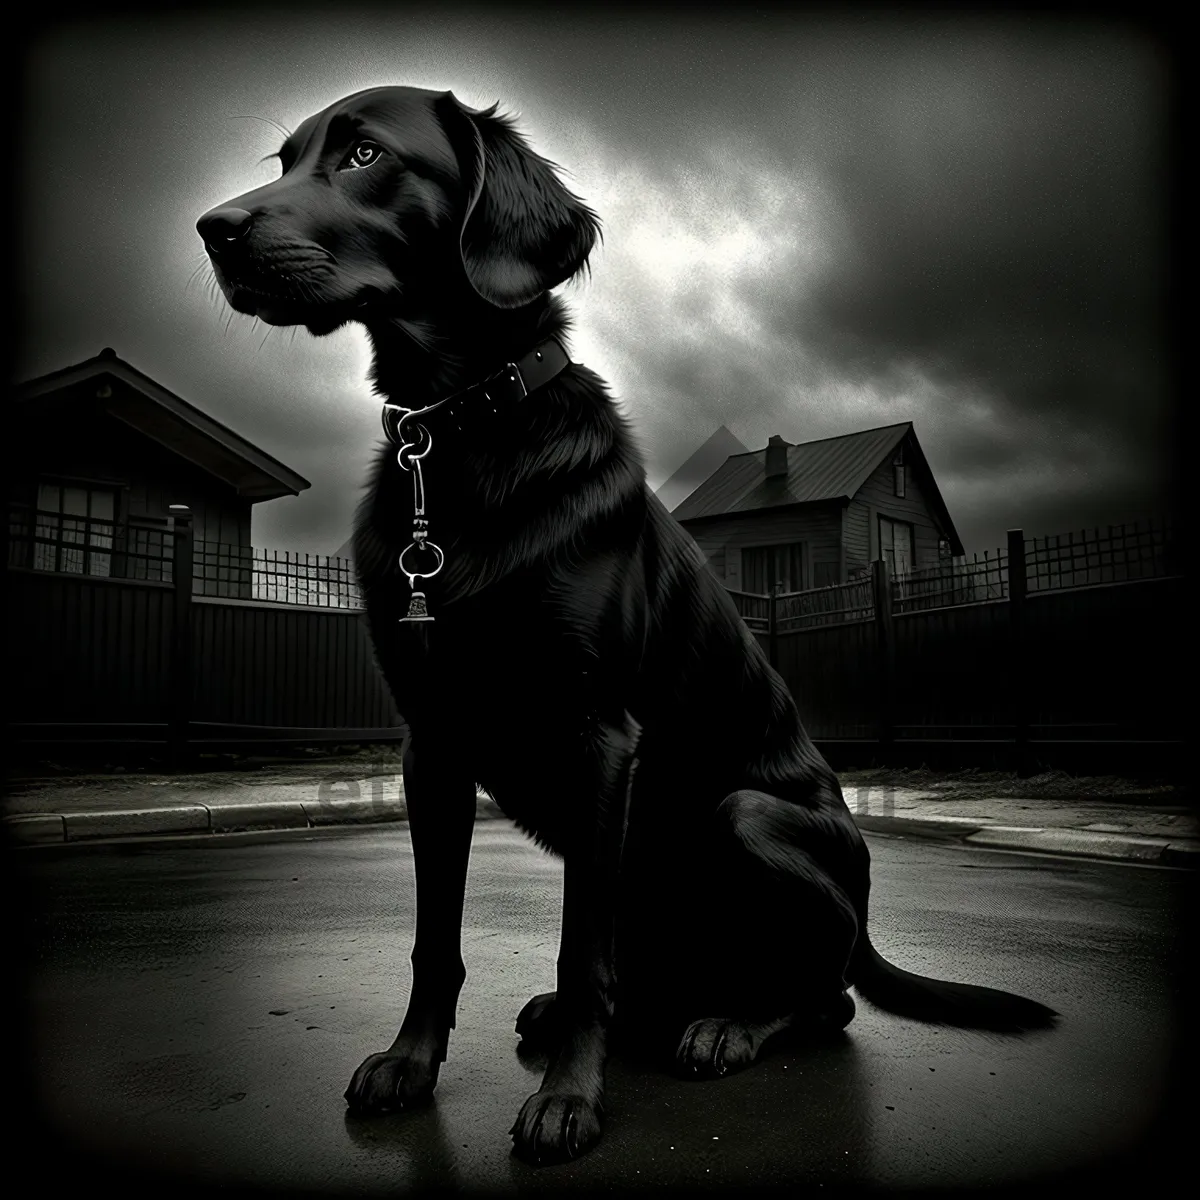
[15,7,1174,556]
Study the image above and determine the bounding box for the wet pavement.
[13,821,1192,1194]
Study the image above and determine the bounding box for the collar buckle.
[481,362,529,409]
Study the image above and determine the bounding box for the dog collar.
[379,336,571,625]
[380,337,571,443]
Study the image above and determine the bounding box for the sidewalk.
[4,758,1196,867]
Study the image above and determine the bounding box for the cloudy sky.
[17,6,1172,556]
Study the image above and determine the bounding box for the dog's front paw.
[510,1089,603,1165]
[344,1037,442,1115]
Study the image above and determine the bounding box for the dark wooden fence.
[4,507,403,757]
[4,500,1179,771]
[727,518,1180,771]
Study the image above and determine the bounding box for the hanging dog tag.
[402,590,433,622]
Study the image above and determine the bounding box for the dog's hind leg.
[671,788,863,1080]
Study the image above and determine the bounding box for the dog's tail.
[849,933,1057,1032]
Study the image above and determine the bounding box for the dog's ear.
[435,91,600,309]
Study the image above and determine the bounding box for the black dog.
[198,85,1055,1165]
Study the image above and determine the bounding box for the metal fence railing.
[1025,517,1173,593]
[6,507,362,608]
[8,510,1175,618]
[192,541,361,608]
[726,588,771,632]
[724,516,1177,630]
[891,550,1008,615]
[777,577,875,629]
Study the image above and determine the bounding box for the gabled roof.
[673,422,910,520]
[673,420,964,555]
[655,424,750,514]
[13,348,310,501]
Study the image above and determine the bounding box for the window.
[938,537,952,560]
[742,543,805,594]
[878,516,913,577]
[33,481,117,577]
[813,561,840,589]
[893,447,906,498]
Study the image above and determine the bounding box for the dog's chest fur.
[353,400,631,816]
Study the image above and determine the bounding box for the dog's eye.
[341,141,383,171]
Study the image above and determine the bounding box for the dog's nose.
[197,207,254,252]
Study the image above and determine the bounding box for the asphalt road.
[10,822,1193,1195]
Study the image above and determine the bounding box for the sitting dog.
[197,85,1056,1165]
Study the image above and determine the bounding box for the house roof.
[655,424,750,514]
[672,420,964,554]
[673,422,910,520]
[13,348,311,501]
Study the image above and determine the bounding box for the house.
[7,348,310,597]
[671,421,964,593]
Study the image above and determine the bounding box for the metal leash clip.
[381,407,443,622]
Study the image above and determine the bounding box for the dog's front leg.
[511,712,641,1164]
[345,736,476,1114]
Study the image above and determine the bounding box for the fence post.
[768,582,779,670]
[168,506,194,769]
[872,558,895,755]
[1006,528,1033,777]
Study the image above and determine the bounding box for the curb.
[856,814,1197,866]
[5,802,1196,866]
[964,825,1174,863]
[854,814,987,842]
[3,791,509,846]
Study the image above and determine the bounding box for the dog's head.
[197,86,600,334]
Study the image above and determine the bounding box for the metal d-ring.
[381,403,405,444]
[396,422,432,472]
[398,539,445,587]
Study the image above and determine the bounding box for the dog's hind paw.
[676,994,856,1079]
[675,1018,763,1079]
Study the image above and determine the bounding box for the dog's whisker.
[230,113,293,141]
[186,259,219,299]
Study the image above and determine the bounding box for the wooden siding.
[6,570,174,722]
[680,506,842,591]
[842,502,870,578]
[763,574,1182,744]
[6,569,402,735]
[776,618,878,739]
[848,431,946,570]
[685,527,728,580]
[891,600,1014,730]
[192,599,401,729]
[1020,576,1181,735]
